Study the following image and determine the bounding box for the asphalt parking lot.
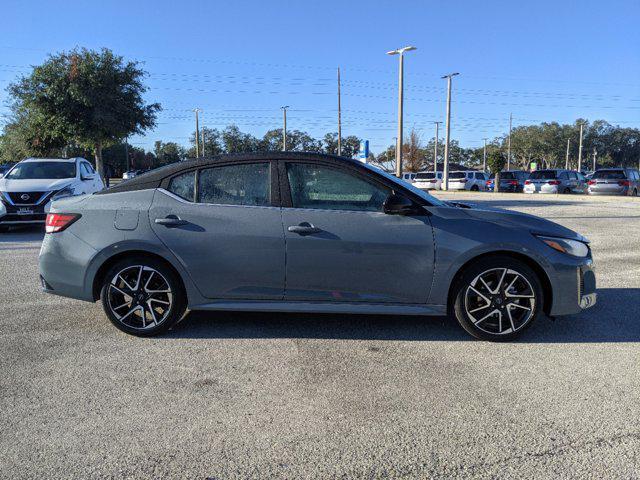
[1,193,639,479]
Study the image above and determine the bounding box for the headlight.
[536,235,589,257]
[52,186,75,200]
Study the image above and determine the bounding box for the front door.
[281,162,435,304]
[149,162,285,300]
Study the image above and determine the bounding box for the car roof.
[22,157,82,163]
[103,152,365,194]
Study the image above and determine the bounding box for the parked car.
[401,172,417,183]
[0,157,104,231]
[447,171,488,191]
[524,169,587,194]
[39,152,596,341]
[486,170,529,193]
[0,163,16,178]
[413,171,443,190]
[122,169,144,180]
[587,168,640,196]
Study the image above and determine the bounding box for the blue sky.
[1,0,638,155]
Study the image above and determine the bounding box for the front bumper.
[548,254,597,316]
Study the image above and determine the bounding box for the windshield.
[499,172,516,180]
[363,164,446,207]
[529,170,557,180]
[6,161,76,180]
[415,172,436,180]
[449,172,466,179]
[592,170,626,180]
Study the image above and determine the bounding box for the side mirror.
[383,192,418,215]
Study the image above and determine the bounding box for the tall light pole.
[433,121,442,173]
[387,46,417,178]
[565,138,570,169]
[482,138,489,172]
[193,108,201,158]
[507,113,512,170]
[441,72,459,190]
[281,106,289,151]
[577,122,585,173]
[201,127,206,158]
[337,67,342,156]
[592,147,597,171]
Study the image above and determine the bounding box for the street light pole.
[337,67,342,156]
[592,147,597,171]
[577,122,585,173]
[565,138,570,170]
[441,72,459,190]
[433,121,441,173]
[482,138,489,172]
[193,108,201,158]
[507,113,512,170]
[281,106,289,151]
[387,46,417,178]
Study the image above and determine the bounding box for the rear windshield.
[415,172,436,179]
[449,172,466,179]
[529,170,557,180]
[592,170,626,180]
[499,172,515,180]
[5,161,76,179]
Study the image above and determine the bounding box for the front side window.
[168,171,196,201]
[286,163,390,212]
[199,163,270,206]
[6,161,76,179]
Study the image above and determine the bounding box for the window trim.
[279,160,394,213]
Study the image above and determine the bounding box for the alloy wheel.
[107,265,173,330]
[464,268,536,335]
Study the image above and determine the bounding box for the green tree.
[487,149,507,192]
[8,47,160,175]
[154,141,185,165]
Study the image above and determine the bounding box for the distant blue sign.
[358,140,369,162]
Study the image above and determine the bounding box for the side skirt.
[190,300,447,316]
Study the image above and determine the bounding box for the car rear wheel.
[471,185,479,191]
[100,257,187,336]
[452,256,543,341]
[563,187,571,194]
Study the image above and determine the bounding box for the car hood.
[441,202,588,243]
[0,178,75,192]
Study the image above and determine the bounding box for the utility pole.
[565,138,570,170]
[337,67,342,156]
[441,72,459,190]
[387,46,417,178]
[193,108,201,158]
[201,127,206,157]
[592,147,597,172]
[281,106,289,151]
[124,137,130,171]
[433,121,442,173]
[577,122,585,173]
[507,113,512,170]
[482,138,489,172]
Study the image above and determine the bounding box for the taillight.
[618,180,631,187]
[485,180,492,185]
[548,180,560,185]
[508,180,518,185]
[524,180,531,185]
[45,213,81,233]
[587,180,596,185]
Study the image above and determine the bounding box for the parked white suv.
[447,171,488,191]
[413,171,443,190]
[0,158,104,230]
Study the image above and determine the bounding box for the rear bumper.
[588,188,628,196]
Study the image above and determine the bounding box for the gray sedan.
[39,153,596,341]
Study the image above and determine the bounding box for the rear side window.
[286,163,390,212]
[199,163,270,206]
[168,171,195,201]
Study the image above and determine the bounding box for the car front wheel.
[100,257,187,336]
[452,256,543,341]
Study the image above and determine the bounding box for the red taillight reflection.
[45,213,81,233]
[508,180,518,185]
[524,180,532,185]
[587,180,596,185]
[548,180,560,185]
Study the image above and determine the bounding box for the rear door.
[149,161,285,300]
[280,161,435,304]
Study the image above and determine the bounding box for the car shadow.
[165,288,639,343]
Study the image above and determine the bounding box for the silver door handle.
[288,222,322,235]
[155,215,188,227]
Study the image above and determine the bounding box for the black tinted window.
[592,170,626,180]
[530,170,557,180]
[168,171,195,201]
[6,161,76,179]
[287,163,390,212]
[449,172,466,179]
[415,172,435,179]
[500,172,515,180]
[199,163,270,206]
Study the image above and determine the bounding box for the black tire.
[563,187,571,194]
[100,256,187,336]
[633,188,638,197]
[451,255,544,341]
[471,185,480,191]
